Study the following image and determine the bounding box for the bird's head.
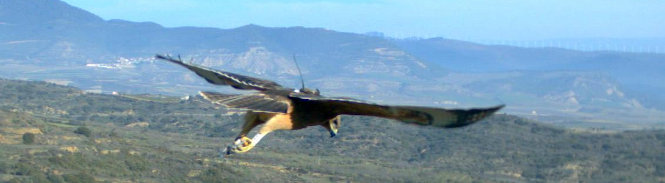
[299,88,320,96]
[324,115,341,137]
[291,54,320,96]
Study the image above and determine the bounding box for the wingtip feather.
[155,54,186,65]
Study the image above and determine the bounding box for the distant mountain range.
[1,0,663,129]
[394,38,665,111]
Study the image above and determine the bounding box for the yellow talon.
[231,136,255,153]
[242,136,252,146]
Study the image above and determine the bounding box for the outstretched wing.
[291,94,503,128]
[156,54,284,91]
[200,91,290,113]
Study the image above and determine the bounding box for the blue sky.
[62,0,665,40]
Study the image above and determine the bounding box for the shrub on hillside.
[74,126,91,137]
[22,132,35,144]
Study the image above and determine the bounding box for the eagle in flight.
[156,55,503,156]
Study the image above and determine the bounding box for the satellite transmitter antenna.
[292,54,306,90]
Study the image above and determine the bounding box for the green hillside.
[1,79,664,182]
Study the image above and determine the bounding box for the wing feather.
[291,94,503,128]
[156,54,284,91]
[200,91,289,113]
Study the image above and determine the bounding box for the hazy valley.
[2,79,665,182]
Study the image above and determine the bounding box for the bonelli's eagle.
[156,55,503,155]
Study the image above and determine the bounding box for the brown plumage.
[156,54,504,155]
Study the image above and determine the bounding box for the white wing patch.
[200,91,289,113]
[289,93,370,104]
[156,54,283,91]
